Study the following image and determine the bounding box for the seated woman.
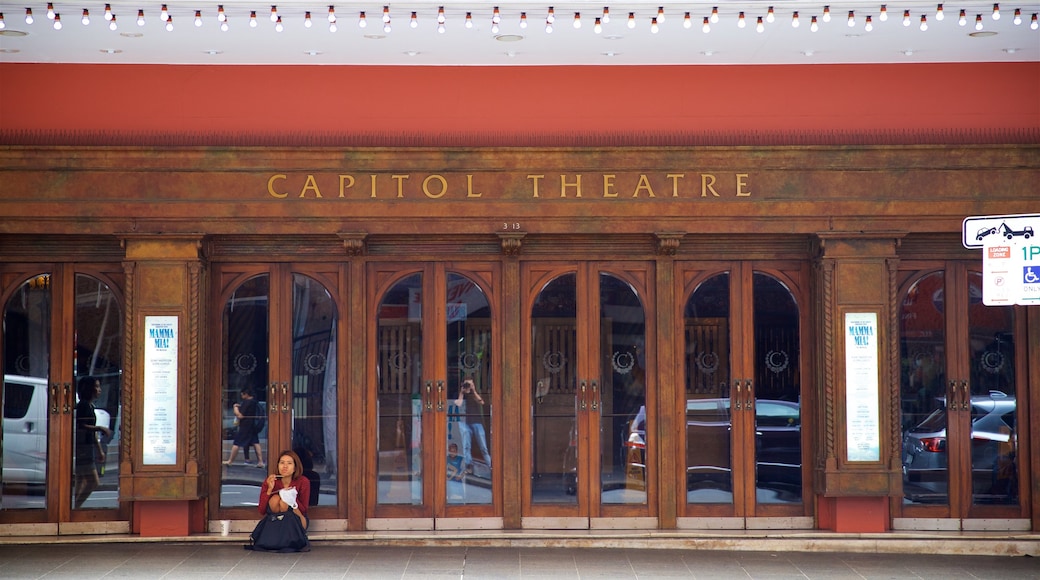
[246,450,311,552]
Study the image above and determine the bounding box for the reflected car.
[625,398,802,492]
[3,375,111,487]
[902,391,1017,503]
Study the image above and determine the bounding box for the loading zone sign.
[982,237,1040,306]
[965,214,1039,306]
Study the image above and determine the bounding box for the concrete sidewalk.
[1,541,1038,579]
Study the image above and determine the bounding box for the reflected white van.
[2,374,112,488]
[2,374,49,486]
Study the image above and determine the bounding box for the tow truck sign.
[963,213,1037,249]
[967,214,1039,306]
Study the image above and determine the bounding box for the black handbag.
[246,510,309,552]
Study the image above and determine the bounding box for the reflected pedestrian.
[74,376,111,509]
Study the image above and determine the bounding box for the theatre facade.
[1,139,1037,538]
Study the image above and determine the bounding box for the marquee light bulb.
[810,15,818,31]
[683,12,691,28]
[160,4,168,21]
[108,14,117,30]
[975,13,984,29]
[276,16,284,32]
[0,13,6,29]
[594,16,602,32]
[1031,13,1038,29]
[271,5,278,23]
[936,4,945,20]
[903,9,911,25]
[650,16,658,32]
[791,11,799,27]
[437,6,445,24]
[382,6,390,23]
[864,14,873,30]
[409,11,417,28]
[328,6,336,23]
[1013,8,1021,24]
[195,10,203,27]
[250,11,257,27]
[766,6,775,23]
[919,14,927,30]
[547,7,555,23]
[545,19,553,32]
[103,3,112,21]
[46,2,54,19]
[53,13,61,29]
[822,5,831,22]
[221,19,229,31]
[737,11,746,27]
[383,19,391,33]
[465,11,473,28]
[218,5,227,22]
[358,11,366,27]
[520,11,527,28]
[25,8,33,24]
[756,16,763,32]
[657,6,665,23]
[992,3,1000,20]
[848,10,855,26]
[627,12,635,28]
[602,7,610,24]
[166,15,174,30]
[880,5,888,21]
[305,11,313,27]
[81,9,89,25]
[437,21,444,33]
[710,6,719,23]
[959,9,967,25]
[493,6,501,23]
[573,12,581,28]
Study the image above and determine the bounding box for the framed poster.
[844,311,881,462]
[143,315,178,465]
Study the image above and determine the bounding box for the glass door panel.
[444,273,493,506]
[219,274,271,507]
[375,273,424,506]
[966,271,1017,507]
[598,273,647,506]
[72,274,123,511]
[529,273,578,505]
[684,273,733,505]
[751,273,802,505]
[2,274,52,512]
[288,273,338,509]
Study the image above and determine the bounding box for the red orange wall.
[1,62,1038,142]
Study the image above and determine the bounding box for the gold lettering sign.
[268,172,752,199]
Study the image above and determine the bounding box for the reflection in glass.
[599,274,647,505]
[72,275,122,510]
[530,274,577,504]
[752,273,802,504]
[2,274,52,511]
[684,273,733,504]
[290,274,337,509]
[376,274,423,505]
[967,272,1017,506]
[220,275,271,507]
[445,273,493,505]
[899,272,949,505]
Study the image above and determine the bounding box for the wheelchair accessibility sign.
[984,236,1040,306]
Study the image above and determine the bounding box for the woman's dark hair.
[77,376,98,401]
[279,450,304,480]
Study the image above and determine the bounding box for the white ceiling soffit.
[0,1,1037,65]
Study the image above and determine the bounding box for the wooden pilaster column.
[119,234,206,536]
[499,232,524,528]
[813,232,904,532]
[654,232,682,529]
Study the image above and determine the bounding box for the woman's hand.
[266,474,278,494]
